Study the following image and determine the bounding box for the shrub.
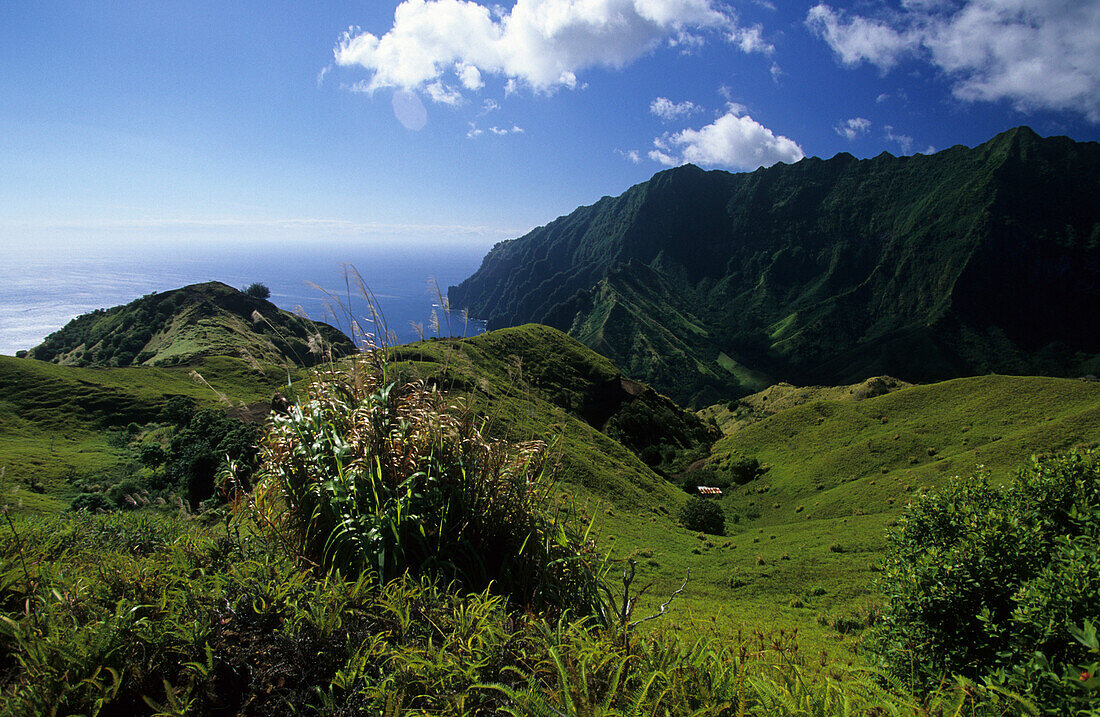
[725,455,765,484]
[869,450,1100,711]
[678,496,725,535]
[251,352,603,615]
[244,282,271,300]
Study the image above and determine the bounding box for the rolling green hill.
[5,310,1100,663]
[26,281,355,368]
[450,126,1100,407]
[0,354,291,512]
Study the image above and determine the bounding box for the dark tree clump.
[244,282,271,300]
[678,496,725,535]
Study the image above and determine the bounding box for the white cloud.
[425,81,464,105]
[467,121,523,137]
[807,1,1100,122]
[335,0,771,104]
[724,100,748,115]
[650,96,700,120]
[457,62,484,90]
[835,116,871,140]
[616,148,643,163]
[648,148,680,166]
[805,4,919,70]
[728,23,773,54]
[884,124,914,153]
[650,112,804,170]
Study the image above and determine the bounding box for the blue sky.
[2,0,1099,255]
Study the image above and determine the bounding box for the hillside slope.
[387,324,714,510]
[26,281,355,368]
[0,354,289,511]
[450,127,1100,406]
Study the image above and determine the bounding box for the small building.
[696,486,722,497]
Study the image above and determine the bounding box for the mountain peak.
[451,127,1100,406]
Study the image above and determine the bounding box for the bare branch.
[628,572,689,629]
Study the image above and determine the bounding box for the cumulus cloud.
[835,117,871,140]
[805,4,919,70]
[806,1,1100,122]
[616,148,644,163]
[650,97,700,120]
[728,23,773,54]
[335,0,770,103]
[650,112,804,170]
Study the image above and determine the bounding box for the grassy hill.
[451,127,1100,407]
[0,354,292,513]
[26,281,355,368]
[637,374,1100,645]
[377,331,1100,656]
[6,315,1100,658]
[698,375,912,434]
[386,324,713,511]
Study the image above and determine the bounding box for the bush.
[244,282,271,300]
[728,455,765,484]
[252,352,603,615]
[869,450,1100,711]
[678,496,725,535]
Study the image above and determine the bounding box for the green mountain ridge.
[450,126,1100,406]
[26,281,356,368]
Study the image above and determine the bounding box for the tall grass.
[247,346,605,615]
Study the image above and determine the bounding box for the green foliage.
[0,509,1025,716]
[603,393,717,469]
[254,351,605,615]
[870,450,1100,712]
[678,496,725,535]
[67,400,259,511]
[243,282,270,300]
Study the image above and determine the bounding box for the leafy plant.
[870,450,1100,712]
[251,350,605,614]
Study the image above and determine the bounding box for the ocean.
[0,239,493,356]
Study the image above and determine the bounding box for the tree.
[678,496,725,535]
[870,451,1100,711]
[244,282,271,300]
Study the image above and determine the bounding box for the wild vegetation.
[1,341,1070,715]
[870,451,1100,712]
[451,127,1100,406]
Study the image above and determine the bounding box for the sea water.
[0,239,493,356]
